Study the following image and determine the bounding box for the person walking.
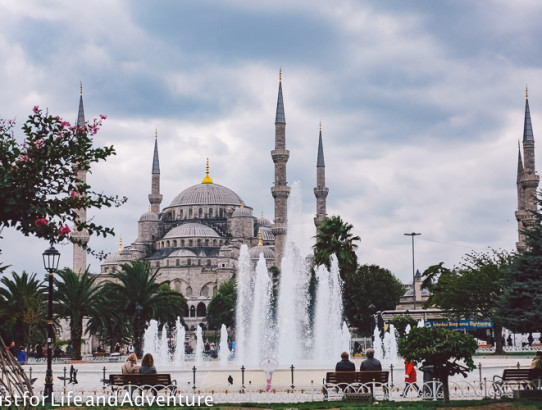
[400,358,421,397]
[360,348,382,370]
[335,352,356,371]
[17,346,27,365]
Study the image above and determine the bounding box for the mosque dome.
[259,226,274,241]
[257,214,272,227]
[103,251,121,265]
[232,207,253,217]
[249,245,275,261]
[139,211,159,222]
[164,223,220,239]
[167,183,244,208]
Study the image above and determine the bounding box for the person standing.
[400,358,420,397]
[360,348,382,370]
[127,343,135,354]
[335,352,356,371]
[17,346,27,365]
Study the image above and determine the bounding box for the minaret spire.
[149,131,163,214]
[271,70,290,266]
[314,123,329,227]
[72,85,89,273]
[516,89,539,251]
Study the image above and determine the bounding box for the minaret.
[148,130,163,214]
[271,70,290,266]
[314,122,329,227]
[72,84,90,274]
[516,87,539,251]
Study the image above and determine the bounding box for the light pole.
[42,246,60,402]
[404,232,421,310]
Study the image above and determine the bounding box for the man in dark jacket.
[335,352,356,371]
[360,348,382,370]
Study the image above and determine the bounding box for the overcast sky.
[2,0,542,284]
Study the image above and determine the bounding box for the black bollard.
[479,362,482,384]
[290,365,295,390]
[102,366,107,388]
[63,367,67,387]
[192,366,197,391]
[241,365,245,389]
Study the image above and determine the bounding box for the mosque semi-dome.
[249,245,275,261]
[164,222,220,239]
[168,183,244,208]
[139,211,159,222]
[232,207,253,217]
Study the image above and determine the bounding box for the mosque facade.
[73,76,329,331]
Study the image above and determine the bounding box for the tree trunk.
[494,323,504,354]
[71,319,83,360]
[439,367,450,403]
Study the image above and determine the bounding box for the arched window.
[184,305,189,317]
[166,260,169,266]
[186,286,192,296]
[180,209,184,219]
[205,239,209,246]
[198,208,203,218]
[176,259,179,266]
[213,239,217,246]
[190,306,196,317]
[166,240,170,247]
[189,209,193,218]
[181,239,185,247]
[197,239,201,246]
[219,240,223,246]
[187,259,191,266]
[209,208,213,217]
[189,239,193,246]
[196,302,206,317]
[206,259,211,266]
[156,261,160,267]
[197,259,201,266]
[201,284,209,297]
[219,208,224,217]
[173,240,177,247]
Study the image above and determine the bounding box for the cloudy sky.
[2,0,542,284]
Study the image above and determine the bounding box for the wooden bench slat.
[326,371,389,385]
[109,374,174,387]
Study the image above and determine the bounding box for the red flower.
[99,114,107,120]
[59,226,71,236]
[35,218,48,228]
[33,106,39,114]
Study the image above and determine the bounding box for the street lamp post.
[42,246,60,402]
[404,232,421,310]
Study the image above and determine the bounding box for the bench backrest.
[502,368,542,381]
[326,371,389,384]
[109,374,172,386]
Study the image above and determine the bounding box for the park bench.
[493,368,542,391]
[324,371,389,401]
[109,374,177,396]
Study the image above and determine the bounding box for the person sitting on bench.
[360,348,382,370]
[139,353,157,374]
[335,352,356,371]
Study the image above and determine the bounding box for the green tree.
[0,108,125,255]
[104,260,187,357]
[53,268,100,360]
[498,197,542,333]
[0,271,47,347]
[422,249,513,354]
[313,216,360,279]
[344,265,404,335]
[398,327,477,403]
[206,279,236,330]
[388,314,417,338]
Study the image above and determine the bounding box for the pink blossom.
[59,226,71,236]
[89,124,99,135]
[18,154,29,162]
[34,139,44,148]
[70,190,81,199]
[61,121,71,127]
[33,106,39,114]
[99,114,107,120]
[35,218,48,228]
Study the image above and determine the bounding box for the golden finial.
[258,229,262,246]
[279,69,282,82]
[202,158,213,184]
[261,212,264,219]
[80,82,83,96]
[155,129,158,140]
[320,121,322,131]
[119,235,122,252]
[526,85,529,99]
[240,201,244,209]
[148,206,151,213]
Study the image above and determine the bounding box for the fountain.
[195,325,203,366]
[219,324,230,366]
[174,317,185,366]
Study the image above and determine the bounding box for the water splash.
[219,324,230,366]
[195,325,203,366]
[174,317,185,366]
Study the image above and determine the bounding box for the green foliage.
[398,326,478,402]
[498,197,542,333]
[0,271,47,347]
[422,249,513,353]
[53,268,100,360]
[388,315,417,338]
[0,108,125,254]
[206,279,236,330]
[101,260,187,357]
[313,216,360,278]
[344,264,404,335]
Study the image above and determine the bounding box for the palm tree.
[313,215,360,278]
[105,260,187,357]
[53,268,100,360]
[0,271,47,347]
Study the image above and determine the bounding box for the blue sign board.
[424,319,493,329]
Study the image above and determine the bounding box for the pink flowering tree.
[0,107,125,257]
